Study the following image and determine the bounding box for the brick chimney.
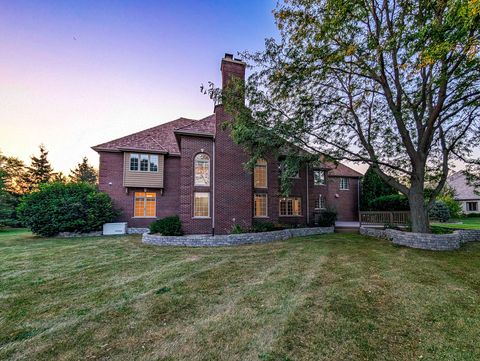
[221,53,246,89]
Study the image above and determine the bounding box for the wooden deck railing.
[359,211,410,226]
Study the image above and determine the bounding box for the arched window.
[254,159,267,188]
[194,153,210,186]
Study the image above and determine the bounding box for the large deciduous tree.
[220,0,480,233]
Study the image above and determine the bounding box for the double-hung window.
[314,170,326,185]
[194,192,210,217]
[254,159,267,188]
[315,195,326,210]
[340,177,349,190]
[254,194,268,217]
[467,202,478,212]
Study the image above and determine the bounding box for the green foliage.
[361,166,397,210]
[316,210,337,227]
[0,191,20,228]
[70,157,97,184]
[429,201,451,223]
[230,224,245,234]
[25,145,54,191]
[251,222,277,233]
[0,151,28,195]
[438,195,461,219]
[149,216,183,236]
[17,182,118,236]
[369,194,410,211]
[214,0,480,233]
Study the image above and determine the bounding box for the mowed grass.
[432,217,480,229]
[1,231,480,360]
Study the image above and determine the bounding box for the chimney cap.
[224,53,234,59]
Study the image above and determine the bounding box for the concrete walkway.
[335,221,360,228]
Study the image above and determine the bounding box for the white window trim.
[279,197,302,217]
[254,160,268,189]
[314,195,326,210]
[340,177,350,190]
[133,192,156,218]
[313,170,326,186]
[254,194,269,218]
[194,153,211,186]
[193,192,210,218]
[129,153,159,173]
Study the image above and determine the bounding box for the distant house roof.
[92,115,216,155]
[447,171,480,200]
[325,162,363,178]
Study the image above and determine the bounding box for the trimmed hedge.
[316,210,337,227]
[369,194,409,211]
[149,215,183,236]
[17,182,118,237]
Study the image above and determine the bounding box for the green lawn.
[1,230,480,360]
[432,217,480,229]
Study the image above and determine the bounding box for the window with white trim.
[194,153,210,186]
[129,153,158,172]
[194,192,210,217]
[134,192,156,217]
[313,170,326,185]
[279,197,302,216]
[254,159,267,188]
[254,194,268,217]
[315,195,326,210]
[340,177,349,190]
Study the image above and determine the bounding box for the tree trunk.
[408,183,430,233]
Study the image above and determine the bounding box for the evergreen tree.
[52,172,68,183]
[361,166,397,210]
[69,157,97,184]
[26,145,54,191]
[0,152,28,195]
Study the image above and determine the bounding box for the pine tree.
[69,157,97,184]
[26,145,54,191]
[360,166,398,211]
[52,172,68,183]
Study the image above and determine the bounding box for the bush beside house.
[149,216,183,236]
[17,182,118,236]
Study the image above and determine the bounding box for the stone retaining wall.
[127,228,150,235]
[142,226,334,247]
[360,227,480,251]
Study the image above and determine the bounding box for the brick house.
[92,53,362,234]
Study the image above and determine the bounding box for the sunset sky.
[0,1,278,173]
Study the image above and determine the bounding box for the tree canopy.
[219,0,480,232]
[69,157,97,184]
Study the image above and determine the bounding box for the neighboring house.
[447,172,480,214]
[92,53,362,234]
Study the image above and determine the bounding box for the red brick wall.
[326,176,359,221]
[98,151,180,228]
[178,136,214,234]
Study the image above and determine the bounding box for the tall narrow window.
[314,170,326,185]
[140,154,149,171]
[315,195,326,210]
[134,192,156,217]
[194,192,210,217]
[130,154,139,171]
[194,153,210,186]
[340,177,349,190]
[254,159,267,188]
[254,194,268,217]
[279,197,302,216]
[149,155,158,172]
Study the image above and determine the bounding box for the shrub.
[149,215,183,236]
[251,222,277,233]
[466,213,480,218]
[369,194,409,211]
[316,210,337,227]
[438,195,461,218]
[17,182,118,237]
[429,201,450,223]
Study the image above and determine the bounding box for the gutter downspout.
[212,137,216,236]
[306,164,309,225]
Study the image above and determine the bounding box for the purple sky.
[0,1,278,173]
